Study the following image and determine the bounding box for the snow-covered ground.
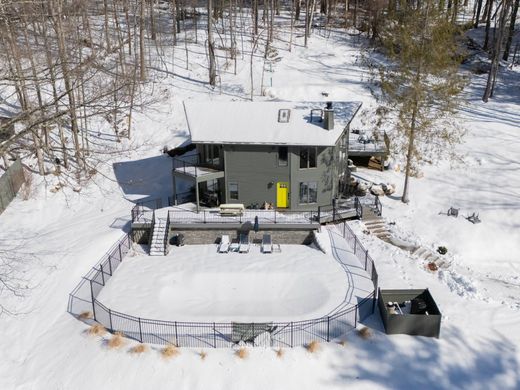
[97,244,349,322]
[1,17,520,390]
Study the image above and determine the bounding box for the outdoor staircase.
[149,216,168,256]
[362,207,391,242]
[411,246,451,269]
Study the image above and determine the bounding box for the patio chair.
[261,234,273,254]
[218,235,230,253]
[239,234,250,253]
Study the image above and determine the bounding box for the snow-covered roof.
[183,101,362,146]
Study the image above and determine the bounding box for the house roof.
[183,101,362,146]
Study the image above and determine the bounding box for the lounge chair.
[239,234,250,253]
[218,235,230,253]
[261,234,273,253]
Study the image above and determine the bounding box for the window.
[278,146,288,166]
[278,109,291,123]
[299,182,317,204]
[299,147,317,169]
[229,182,239,200]
[204,144,220,165]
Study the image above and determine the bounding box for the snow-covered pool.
[96,244,349,322]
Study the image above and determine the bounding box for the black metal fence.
[68,222,378,348]
[0,159,26,215]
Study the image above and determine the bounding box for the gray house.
[173,101,362,212]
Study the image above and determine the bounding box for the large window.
[299,182,317,204]
[299,147,317,169]
[229,182,239,200]
[278,146,288,166]
[204,144,220,165]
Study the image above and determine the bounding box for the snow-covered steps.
[362,208,392,242]
[149,217,169,256]
[411,246,451,269]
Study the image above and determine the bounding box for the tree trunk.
[474,0,484,27]
[483,0,493,50]
[402,101,418,204]
[139,0,146,80]
[503,0,519,61]
[208,0,217,86]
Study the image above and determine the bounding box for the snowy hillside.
[1,8,520,390]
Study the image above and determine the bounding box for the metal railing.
[163,212,170,255]
[317,196,363,223]
[342,222,378,291]
[68,222,378,348]
[167,209,320,225]
[374,195,382,217]
[131,198,163,223]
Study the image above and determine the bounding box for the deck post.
[172,175,177,205]
[195,181,200,213]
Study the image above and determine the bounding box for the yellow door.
[276,182,289,208]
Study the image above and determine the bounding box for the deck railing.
[167,209,320,225]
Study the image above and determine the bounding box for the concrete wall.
[169,227,315,245]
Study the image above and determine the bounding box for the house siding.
[289,146,336,211]
[223,145,290,207]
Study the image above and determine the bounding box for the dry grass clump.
[306,340,320,353]
[338,340,347,347]
[236,347,249,359]
[129,343,148,354]
[199,350,207,360]
[87,323,106,336]
[161,344,180,359]
[78,311,93,320]
[107,331,126,349]
[358,327,372,340]
[275,348,285,358]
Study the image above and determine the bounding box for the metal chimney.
[323,102,334,130]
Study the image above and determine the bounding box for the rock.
[370,184,385,196]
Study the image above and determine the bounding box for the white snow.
[184,100,362,146]
[97,244,349,322]
[1,13,520,390]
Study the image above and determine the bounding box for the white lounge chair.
[261,234,273,253]
[239,234,250,253]
[218,235,230,253]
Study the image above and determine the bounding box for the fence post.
[327,316,330,342]
[174,321,179,346]
[365,251,368,270]
[343,222,346,238]
[90,279,97,321]
[290,322,293,347]
[119,242,123,262]
[138,317,143,342]
[204,210,206,224]
[252,323,255,347]
[354,237,357,254]
[100,264,105,285]
[213,323,217,348]
[108,255,113,276]
[109,309,113,332]
[355,306,358,327]
[274,210,277,224]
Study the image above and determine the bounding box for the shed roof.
[183,101,362,146]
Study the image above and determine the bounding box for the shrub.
[161,345,180,359]
[306,340,320,353]
[275,348,285,358]
[87,323,106,336]
[107,331,125,349]
[79,311,93,320]
[338,340,347,347]
[236,347,249,359]
[199,350,207,360]
[437,246,448,255]
[129,344,148,354]
[358,327,372,339]
[428,262,439,272]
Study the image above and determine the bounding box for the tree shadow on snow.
[327,324,520,389]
